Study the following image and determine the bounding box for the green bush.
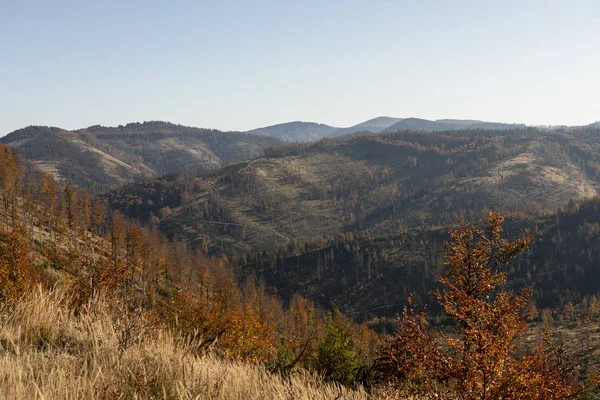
[314,310,363,388]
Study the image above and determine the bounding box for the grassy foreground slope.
[0,289,369,400]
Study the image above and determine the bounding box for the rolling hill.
[383,118,526,133]
[0,118,540,192]
[1,121,281,192]
[3,133,599,397]
[245,121,340,142]
[244,117,528,142]
[329,117,403,137]
[104,126,600,257]
[0,141,376,396]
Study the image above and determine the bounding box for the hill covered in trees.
[0,121,281,193]
[239,198,600,322]
[105,126,600,256]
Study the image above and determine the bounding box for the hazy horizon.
[2,1,599,136]
[2,115,591,136]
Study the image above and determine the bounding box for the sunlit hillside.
[0,289,369,400]
[106,127,600,256]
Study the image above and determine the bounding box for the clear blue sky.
[1,0,599,135]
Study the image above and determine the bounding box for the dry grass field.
[0,288,371,400]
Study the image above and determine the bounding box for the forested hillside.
[241,199,600,322]
[8,0,600,396]
[1,121,280,193]
[105,126,600,256]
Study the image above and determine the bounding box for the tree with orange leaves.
[378,212,587,399]
[0,224,33,300]
[0,144,22,231]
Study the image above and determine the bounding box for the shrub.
[314,309,363,388]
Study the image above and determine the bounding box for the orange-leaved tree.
[378,212,586,399]
[0,223,33,300]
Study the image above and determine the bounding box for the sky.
[1,0,599,136]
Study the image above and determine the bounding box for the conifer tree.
[378,212,586,399]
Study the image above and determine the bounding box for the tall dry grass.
[0,287,371,399]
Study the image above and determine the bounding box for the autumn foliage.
[378,212,587,399]
[5,138,600,397]
[0,224,34,300]
[0,143,376,392]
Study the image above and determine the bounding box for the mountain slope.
[1,122,281,192]
[330,116,403,137]
[0,141,378,395]
[244,117,528,141]
[243,195,600,322]
[245,121,339,142]
[104,126,600,256]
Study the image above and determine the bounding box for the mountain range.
[244,117,528,141]
[3,117,600,321]
[2,116,599,190]
[0,116,532,191]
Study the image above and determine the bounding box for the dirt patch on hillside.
[30,161,62,183]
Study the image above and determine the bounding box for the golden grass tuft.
[0,287,371,399]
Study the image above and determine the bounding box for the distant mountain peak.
[242,116,531,142]
[245,121,340,142]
